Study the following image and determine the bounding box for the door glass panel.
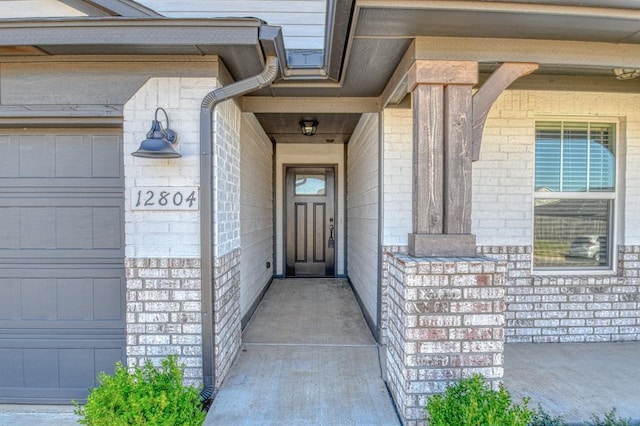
[295,174,326,195]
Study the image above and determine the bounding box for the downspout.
[200,56,279,395]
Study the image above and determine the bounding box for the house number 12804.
[131,187,199,211]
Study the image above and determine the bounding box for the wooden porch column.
[408,60,478,257]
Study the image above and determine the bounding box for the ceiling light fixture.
[613,68,640,81]
[299,119,318,137]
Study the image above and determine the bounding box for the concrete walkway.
[504,342,640,425]
[204,278,400,426]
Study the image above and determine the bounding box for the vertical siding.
[240,114,274,318]
[137,0,326,49]
[347,113,379,325]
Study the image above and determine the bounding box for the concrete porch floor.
[204,278,400,426]
[503,342,640,425]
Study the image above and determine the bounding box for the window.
[295,174,326,195]
[534,121,616,270]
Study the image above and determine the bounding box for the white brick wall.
[213,98,242,257]
[381,90,640,248]
[382,108,413,246]
[137,0,326,50]
[124,77,217,259]
[476,90,640,246]
[240,113,273,318]
[347,113,380,325]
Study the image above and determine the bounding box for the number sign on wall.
[132,187,199,211]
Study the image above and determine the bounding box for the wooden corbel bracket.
[471,63,538,161]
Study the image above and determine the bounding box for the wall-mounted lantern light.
[132,107,181,158]
[299,119,318,137]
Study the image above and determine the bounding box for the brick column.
[385,252,506,426]
[126,258,203,386]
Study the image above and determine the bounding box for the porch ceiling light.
[612,68,640,80]
[299,119,318,137]
[132,107,181,158]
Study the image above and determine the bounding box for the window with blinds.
[534,122,616,270]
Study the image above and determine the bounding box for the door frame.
[283,164,338,278]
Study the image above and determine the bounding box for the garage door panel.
[19,136,56,177]
[94,278,124,320]
[0,208,19,248]
[0,136,19,177]
[0,279,20,319]
[56,135,93,177]
[0,346,123,403]
[59,349,95,389]
[0,349,23,387]
[20,207,56,249]
[0,275,123,324]
[0,129,125,403]
[24,349,59,388]
[0,134,121,181]
[58,278,94,320]
[57,207,94,249]
[93,207,123,249]
[92,135,122,178]
[21,278,57,320]
[0,205,122,253]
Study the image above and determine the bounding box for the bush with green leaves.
[529,405,568,426]
[425,374,534,426]
[74,356,206,426]
[586,408,631,426]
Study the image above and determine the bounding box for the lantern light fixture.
[132,107,181,158]
[299,119,318,137]
[613,68,640,81]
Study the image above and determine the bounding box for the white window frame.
[532,118,620,275]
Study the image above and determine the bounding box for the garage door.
[0,129,125,403]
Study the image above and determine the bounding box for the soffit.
[0,18,277,81]
[255,112,361,144]
[264,0,640,99]
[353,4,640,44]
[256,1,640,144]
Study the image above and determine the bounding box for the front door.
[285,166,336,277]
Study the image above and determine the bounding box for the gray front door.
[0,129,125,403]
[285,166,336,277]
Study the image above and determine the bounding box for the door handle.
[328,224,335,248]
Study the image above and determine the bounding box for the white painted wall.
[347,113,379,324]
[381,90,640,248]
[137,0,326,50]
[382,108,413,246]
[124,77,217,258]
[275,143,345,276]
[240,113,273,318]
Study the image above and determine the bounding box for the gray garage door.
[0,129,125,403]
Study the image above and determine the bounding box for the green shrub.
[425,374,534,426]
[529,405,568,426]
[74,356,206,426]
[585,408,631,426]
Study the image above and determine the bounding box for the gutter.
[200,55,279,395]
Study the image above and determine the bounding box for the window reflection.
[295,174,326,195]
